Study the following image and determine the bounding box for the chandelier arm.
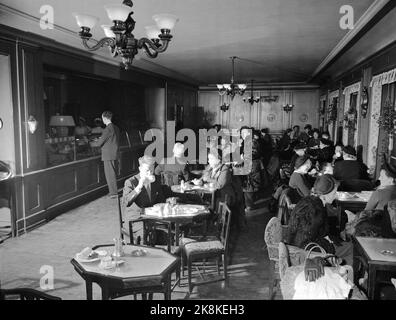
[141,42,159,58]
[82,38,116,52]
[137,37,170,54]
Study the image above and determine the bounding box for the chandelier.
[243,80,260,105]
[217,57,247,100]
[73,0,179,70]
[282,90,294,113]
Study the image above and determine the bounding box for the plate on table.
[75,253,101,263]
[131,249,148,257]
[99,260,125,270]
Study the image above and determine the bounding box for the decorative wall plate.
[267,114,276,122]
[299,114,308,122]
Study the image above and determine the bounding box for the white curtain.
[366,67,396,171]
[342,82,361,146]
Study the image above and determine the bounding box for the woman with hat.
[365,155,396,211]
[288,174,353,266]
[289,155,313,198]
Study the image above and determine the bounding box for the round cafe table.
[171,184,217,210]
[71,244,179,300]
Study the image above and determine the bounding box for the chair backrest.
[129,217,173,252]
[264,217,283,261]
[218,202,232,253]
[160,172,182,187]
[0,288,61,300]
[278,242,290,280]
[117,194,129,241]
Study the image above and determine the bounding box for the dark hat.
[294,142,307,150]
[320,138,332,146]
[304,124,312,130]
[382,154,396,178]
[342,145,356,157]
[294,155,311,170]
[313,174,340,195]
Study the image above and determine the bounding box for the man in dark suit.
[123,155,173,241]
[91,111,120,198]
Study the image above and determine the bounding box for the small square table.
[334,192,372,231]
[352,236,396,299]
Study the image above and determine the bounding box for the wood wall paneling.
[46,166,77,205]
[18,45,46,172]
[198,90,320,132]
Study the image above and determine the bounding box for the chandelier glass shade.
[243,80,260,105]
[217,57,247,99]
[73,0,179,70]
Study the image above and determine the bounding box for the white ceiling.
[0,0,375,85]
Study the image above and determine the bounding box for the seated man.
[123,155,173,242]
[365,155,396,211]
[154,142,190,186]
[287,175,353,266]
[333,146,370,182]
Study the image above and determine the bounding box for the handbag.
[293,243,352,299]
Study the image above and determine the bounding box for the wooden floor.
[0,193,281,300]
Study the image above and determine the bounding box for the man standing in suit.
[92,111,120,198]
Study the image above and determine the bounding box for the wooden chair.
[116,193,130,242]
[183,202,231,293]
[160,172,182,187]
[0,288,61,300]
[277,188,297,230]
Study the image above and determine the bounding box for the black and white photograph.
[1,0,396,305]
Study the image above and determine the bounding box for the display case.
[45,136,76,167]
[45,135,104,167]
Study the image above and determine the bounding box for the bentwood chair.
[0,288,61,300]
[182,202,232,294]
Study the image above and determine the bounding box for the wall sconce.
[283,104,294,113]
[220,103,230,112]
[27,115,38,134]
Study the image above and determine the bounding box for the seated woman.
[289,155,313,198]
[332,143,344,165]
[307,129,320,149]
[287,175,353,265]
[365,155,396,211]
[192,150,236,210]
